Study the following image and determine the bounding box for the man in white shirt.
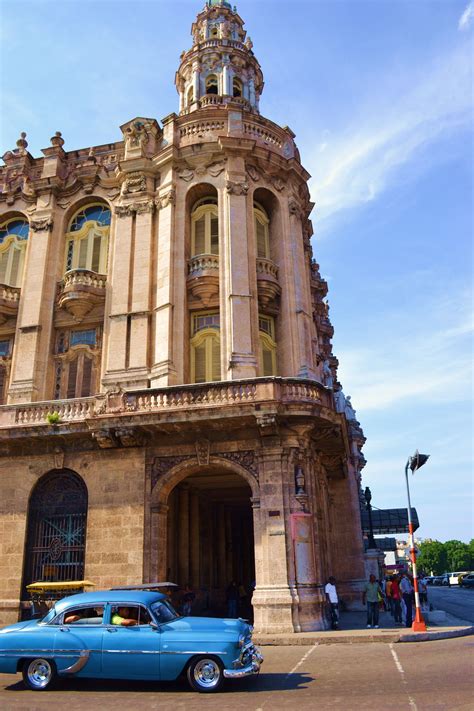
[400,573,414,628]
[324,576,339,629]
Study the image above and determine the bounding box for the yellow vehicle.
[26,580,96,619]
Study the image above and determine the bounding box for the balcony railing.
[0,378,332,428]
[57,269,106,320]
[187,254,219,305]
[256,258,281,307]
[0,283,21,324]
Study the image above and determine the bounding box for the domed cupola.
[175,1,264,114]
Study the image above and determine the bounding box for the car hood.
[164,616,250,637]
[0,619,40,634]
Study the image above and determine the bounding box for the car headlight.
[238,633,246,648]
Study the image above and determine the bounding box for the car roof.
[53,589,166,612]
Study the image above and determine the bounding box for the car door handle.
[106,627,118,632]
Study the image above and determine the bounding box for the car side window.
[110,605,150,626]
[63,605,104,625]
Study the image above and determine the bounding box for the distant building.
[0,0,366,631]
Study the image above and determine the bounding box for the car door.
[101,604,160,680]
[53,604,105,677]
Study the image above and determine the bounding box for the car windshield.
[40,607,57,624]
[151,599,180,623]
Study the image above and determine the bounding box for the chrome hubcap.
[194,659,220,688]
[28,659,52,688]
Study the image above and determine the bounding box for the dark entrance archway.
[21,469,88,598]
[166,468,255,618]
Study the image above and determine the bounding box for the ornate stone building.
[0,0,366,632]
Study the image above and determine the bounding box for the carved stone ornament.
[30,217,53,232]
[115,428,143,448]
[226,180,249,196]
[288,196,303,219]
[92,429,117,449]
[152,455,195,489]
[115,200,155,217]
[256,412,278,436]
[207,161,226,177]
[247,165,260,182]
[121,171,147,195]
[220,450,258,479]
[178,167,194,182]
[156,189,176,209]
[271,176,285,192]
[195,439,210,466]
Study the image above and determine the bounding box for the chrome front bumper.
[224,645,263,679]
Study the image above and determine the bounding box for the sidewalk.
[253,608,474,645]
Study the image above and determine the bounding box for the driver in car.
[111,606,138,626]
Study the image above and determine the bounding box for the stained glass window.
[0,219,29,243]
[0,340,11,357]
[70,329,96,347]
[69,205,111,232]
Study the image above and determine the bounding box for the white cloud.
[336,290,473,411]
[459,2,474,31]
[307,43,472,231]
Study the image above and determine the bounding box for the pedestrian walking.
[385,577,393,615]
[324,576,339,629]
[363,574,382,628]
[390,575,402,624]
[400,573,414,628]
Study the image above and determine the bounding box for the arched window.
[206,74,219,95]
[191,312,220,383]
[233,77,243,98]
[0,217,29,287]
[258,315,277,376]
[210,26,218,38]
[53,328,100,400]
[64,204,110,274]
[22,470,88,596]
[191,198,219,256]
[254,204,270,259]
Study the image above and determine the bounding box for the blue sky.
[1,0,472,542]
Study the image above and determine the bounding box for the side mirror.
[150,621,160,630]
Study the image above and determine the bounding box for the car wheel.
[187,656,224,693]
[22,658,57,691]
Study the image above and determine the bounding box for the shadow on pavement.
[4,672,312,694]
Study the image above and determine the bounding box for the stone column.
[286,201,316,378]
[192,62,201,100]
[150,503,168,582]
[151,183,179,386]
[219,140,258,379]
[326,465,366,610]
[128,205,153,387]
[222,61,230,95]
[252,440,294,633]
[217,504,226,588]
[8,216,56,403]
[190,491,200,588]
[103,210,133,382]
[178,486,190,585]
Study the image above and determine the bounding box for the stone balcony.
[57,269,107,321]
[0,284,20,324]
[187,254,219,305]
[0,377,349,466]
[256,258,281,307]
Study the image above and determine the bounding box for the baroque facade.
[0,0,366,632]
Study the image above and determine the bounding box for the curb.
[254,625,474,646]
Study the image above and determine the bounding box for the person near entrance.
[363,574,382,628]
[181,585,196,616]
[324,576,339,629]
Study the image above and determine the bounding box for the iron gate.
[22,469,88,597]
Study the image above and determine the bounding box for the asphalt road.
[1,637,473,710]
[427,585,474,623]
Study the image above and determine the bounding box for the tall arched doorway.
[21,469,88,597]
[165,468,255,617]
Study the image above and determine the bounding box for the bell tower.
[176,0,264,113]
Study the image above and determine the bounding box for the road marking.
[389,643,418,711]
[255,643,319,711]
[285,642,319,679]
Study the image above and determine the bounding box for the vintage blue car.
[0,589,263,692]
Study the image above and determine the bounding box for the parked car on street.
[0,588,263,692]
[459,573,474,588]
[431,575,445,585]
[448,571,470,586]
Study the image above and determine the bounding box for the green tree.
[417,540,447,575]
[443,540,471,571]
[468,539,474,569]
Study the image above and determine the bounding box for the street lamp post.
[405,449,430,632]
[364,487,377,549]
